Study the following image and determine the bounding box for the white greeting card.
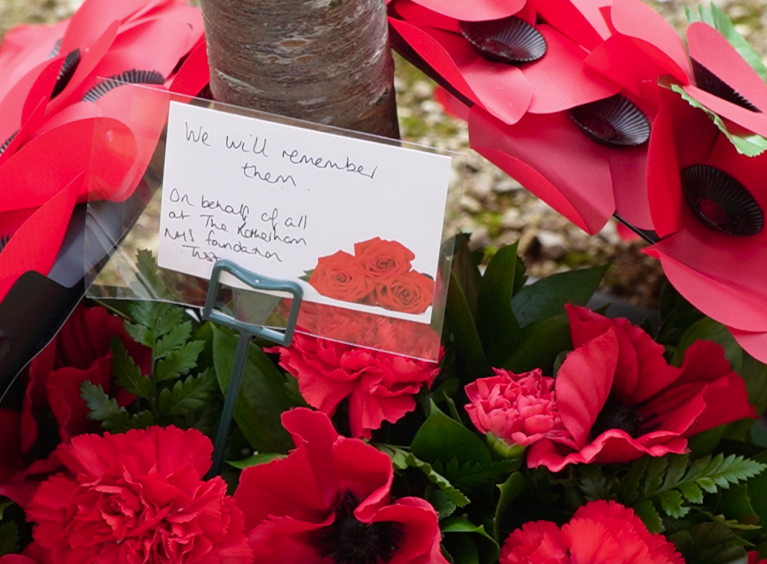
[158,101,452,324]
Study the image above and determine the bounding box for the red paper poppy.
[267,333,439,438]
[526,305,756,472]
[388,0,620,127]
[642,90,767,364]
[0,0,208,302]
[500,500,683,564]
[407,0,663,234]
[234,408,448,564]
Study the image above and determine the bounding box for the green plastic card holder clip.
[202,260,303,477]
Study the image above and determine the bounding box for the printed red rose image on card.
[307,238,436,315]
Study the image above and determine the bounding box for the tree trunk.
[199,0,400,139]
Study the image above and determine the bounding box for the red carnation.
[500,500,683,564]
[309,250,376,304]
[354,237,415,282]
[27,426,252,564]
[267,334,439,438]
[376,271,435,315]
[465,368,564,455]
[234,408,448,564]
[527,305,756,471]
[0,304,150,508]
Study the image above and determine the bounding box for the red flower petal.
[407,0,525,22]
[609,0,692,83]
[469,106,615,234]
[687,22,767,113]
[555,329,618,446]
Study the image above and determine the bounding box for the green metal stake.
[202,260,303,479]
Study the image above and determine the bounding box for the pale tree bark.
[199,0,400,139]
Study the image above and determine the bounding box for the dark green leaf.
[633,499,663,533]
[0,500,12,521]
[0,520,19,557]
[212,326,296,453]
[494,472,525,542]
[443,533,479,564]
[110,338,153,399]
[658,489,689,518]
[157,369,216,416]
[501,313,571,374]
[154,322,193,360]
[428,490,457,520]
[511,264,609,327]
[376,444,410,470]
[81,381,132,432]
[449,459,522,490]
[124,321,151,348]
[669,523,749,564]
[155,340,205,382]
[441,517,500,564]
[227,453,285,469]
[678,482,704,504]
[410,401,491,466]
[743,450,767,527]
[404,453,470,507]
[451,234,482,316]
[719,484,760,526]
[577,465,612,501]
[620,456,648,505]
[738,353,767,415]
[447,267,489,380]
[477,243,521,365]
[81,382,152,431]
[135,249,168,296]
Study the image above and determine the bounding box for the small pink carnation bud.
[465,368,561,456]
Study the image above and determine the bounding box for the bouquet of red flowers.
[1,0,767,563]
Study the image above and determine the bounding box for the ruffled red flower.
[465,368,563,449]
[749,551,767,564]
[0,304,150,507]
[642,88,767,364]
[234,408,448,564]
[500,500,683,564]
[267,333,439,438]
[0,0,208,301]
[26,426,252,564]
[527,305,756,471]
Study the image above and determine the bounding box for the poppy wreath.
[389,0,767,365]
[0,0,209,303]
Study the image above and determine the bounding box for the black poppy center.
[569,94,650,147]
[682,165,764,236]
[318,492,402,564]
[589,398,641,441]
[691,59,760,112]
[579,115,618,141]
[459,16,547,65]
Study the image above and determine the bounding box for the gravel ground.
[1,0,763,308]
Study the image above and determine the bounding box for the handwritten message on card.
[159,101,452,323]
